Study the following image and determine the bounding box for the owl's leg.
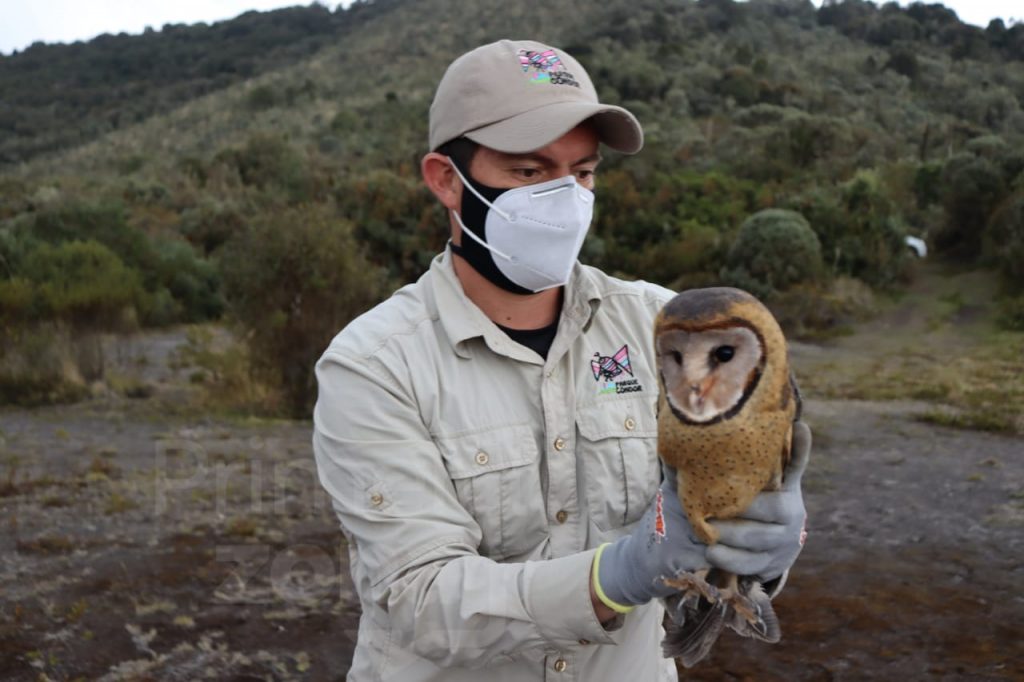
[662,568,720,607]
[717,573,758,624]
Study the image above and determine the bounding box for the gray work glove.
[705,420,811,582]
[593,467,709,611]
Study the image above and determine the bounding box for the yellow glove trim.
[592,542,636,614]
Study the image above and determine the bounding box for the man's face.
[466,123,601,192]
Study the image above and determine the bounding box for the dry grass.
[794,266,1024,435]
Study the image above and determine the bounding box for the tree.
[721,208,823,298]
[219,203,387,417]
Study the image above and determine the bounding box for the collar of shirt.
[430,246,604,363]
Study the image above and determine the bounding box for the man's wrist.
[590,542,636,622]
[589,570,619,624]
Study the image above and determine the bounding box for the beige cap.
[429,39,643,154]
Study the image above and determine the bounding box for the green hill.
[1,0,1022,413]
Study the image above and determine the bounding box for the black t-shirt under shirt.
[497,319,559,360]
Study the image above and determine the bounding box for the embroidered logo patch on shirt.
[517,49,581,88]
[591,344,644,395]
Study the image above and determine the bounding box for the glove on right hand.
[593,466,709,611]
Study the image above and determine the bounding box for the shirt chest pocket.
[435,424,548,561]
[576,397,660,533]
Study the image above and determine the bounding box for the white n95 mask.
[448,158,594,294]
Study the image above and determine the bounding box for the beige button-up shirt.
[314,248,677,681]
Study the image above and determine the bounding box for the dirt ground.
[2,269,1022,681]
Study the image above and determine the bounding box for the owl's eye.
[713,345,735,363]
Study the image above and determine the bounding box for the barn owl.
[653,287,801,666]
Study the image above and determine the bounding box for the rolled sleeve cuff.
[522,549,620,647]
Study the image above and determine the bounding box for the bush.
[997,295,1024,330]
[24,240,142,329]
[216,132,313,203]
[178,200,245,255]
[144,239,224,325]
[937,155,1007,258]
[219,203,387,417]
[0,323,92,405]
[986,192,1024,289]
[721,208,823,298]
[787,173,910,288]
[591,168,758,286]
[25,199,221,325]
[335,169,446,284]
[770,276,877,338]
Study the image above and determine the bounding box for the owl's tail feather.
[727,578,781,643]
[661,591,727,667]
[661,572,782,667]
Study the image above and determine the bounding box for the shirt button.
[370,492,384,507]
[624,416,636,431]
[577,639,590,646]
[555,510,568,524]
[553,437,566,451]
[475,451,489,465]
[553,658,567,672]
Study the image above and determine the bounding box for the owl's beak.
[689,376,716,408]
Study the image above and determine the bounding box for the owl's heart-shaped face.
[657,326,763,423]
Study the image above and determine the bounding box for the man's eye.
[515,168,541,179]
[576,169,595,181]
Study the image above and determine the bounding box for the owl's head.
[655,288,777,424]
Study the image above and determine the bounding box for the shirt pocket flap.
[435,423,539,479]
[576,397,658,441]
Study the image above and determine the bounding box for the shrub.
[997,295,1024,331]
[0,323,91,405]
[219,203,387,417]
[216,132,312,203]
[937,155,1007,258]
[721,208,823,298]
[985,192,1024,289]
[335,169,446,284]
[178,200,245,254]
[25,199,222,325]
[787,173,910,288]
[24,240,142,329]
[144,239,224,325]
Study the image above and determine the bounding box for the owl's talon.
[718,586,759,625]
[662,570,720,605]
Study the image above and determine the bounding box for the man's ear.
[422,152,461,212]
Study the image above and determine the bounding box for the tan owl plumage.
[653,287,800,666]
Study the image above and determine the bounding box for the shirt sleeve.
[312,348,619,668]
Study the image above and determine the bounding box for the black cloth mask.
[448,158,534,296]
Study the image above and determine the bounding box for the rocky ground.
[1,267,1021,680]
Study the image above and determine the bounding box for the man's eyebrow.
[500,152,603,165]
[574,153,602,165]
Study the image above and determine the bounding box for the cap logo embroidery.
[517,49,580,88]
[592,344,643,395]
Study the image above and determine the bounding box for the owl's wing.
[789,371,803,422]
[782,371,803,473]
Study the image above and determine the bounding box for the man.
[313,39,807,681]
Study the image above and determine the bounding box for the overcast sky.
[0,0,1019,56]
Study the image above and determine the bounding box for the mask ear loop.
[449,206,517,263]
[446,157,517,263]
[447,157,513,222]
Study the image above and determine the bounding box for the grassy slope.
[792,262,1024,433]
